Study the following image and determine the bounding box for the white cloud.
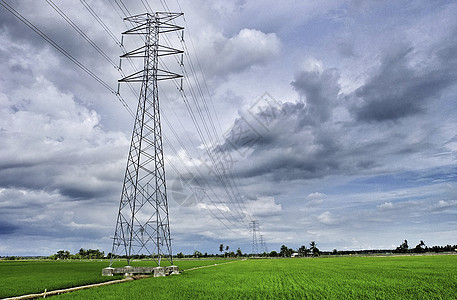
[197,27,280,77]
[306,192,327,205]
[196,202,231,213]
[437,200,457,209]
[245,196,282,218]
[377,202,394,211]
[317,211,339,225]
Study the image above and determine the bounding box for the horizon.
[1,1,456,257]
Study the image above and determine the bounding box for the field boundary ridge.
[2,277,133,300]
[184,259,244,272]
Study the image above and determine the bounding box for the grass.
[0,260,120,298]
[0,259,234,298]
[54,255,457,299]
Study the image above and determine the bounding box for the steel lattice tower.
[109,12,183,267]
[259,235,267,254]
[250,220,259,255]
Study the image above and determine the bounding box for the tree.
[193,250,202,258]
[236,248,243,257]
[309,241,320,256]
[56,250,70,260]
[280,245,293,257]
[219,244,224,254]
[396,240,409,253]
[414,240,426,253]
[298,245,309,257]
[177,252,184,258]
[269,251,278,257]
[225,245,229,252]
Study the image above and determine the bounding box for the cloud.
[245,196,282,218]
[0,61,128,250]
[216,95,344,182]
[317,211,339,225]
[0,220,18,235]
[377,202,394,211]
[306,192,327,206]
[197,28,281,77]
[0,75,127,196]
[436,200,457,209]
[351,30,457,122]
[291,63,341,124]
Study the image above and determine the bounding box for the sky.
[0,0,456,256]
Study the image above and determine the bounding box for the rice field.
[2,255,457,299]
[0,259,232,298]
[57,255,457,299]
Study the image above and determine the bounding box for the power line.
[0,0,135,117]
[3,0,254,237]
[80,0,121,46]
[0,0,113,92]
[141,1,251,230]
[101,1,246,229]
[45,0,118,68]
[155,1,253,229]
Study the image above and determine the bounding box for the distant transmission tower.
[259,235,268,254]
[250,220,259,255]
[109,12,184,267]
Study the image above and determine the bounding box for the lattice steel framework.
[250,220,259,255]
[109,12,183,267]
[259,234,267,254]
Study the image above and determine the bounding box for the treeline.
[48,248,105,260]
[246,240,457,257]
[393,240,457,254]
[2,241,456,261]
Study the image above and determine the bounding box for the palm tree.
[309,241,320,256]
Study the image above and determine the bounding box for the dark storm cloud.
[0,165,52,191]
[291,67,340,124]
[0,221,18,235]
[0,1,122,99]
[216,64,346,181]
[352,40,457,122]
[0,162,119,201]
[218,101,344,181]
[0,1,115,58]
[0,3,44,46]
[219,36,457,183]
[57,183,115,201]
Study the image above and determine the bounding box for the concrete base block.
[102,265,179,277]
[153,267,165,277]
[166,265,180,275]
[102,267,114,276]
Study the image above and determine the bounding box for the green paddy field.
[1,255,456,299]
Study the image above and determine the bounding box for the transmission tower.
[109,12,184,267]
[250,220,259,255]
[259,235,268,254]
